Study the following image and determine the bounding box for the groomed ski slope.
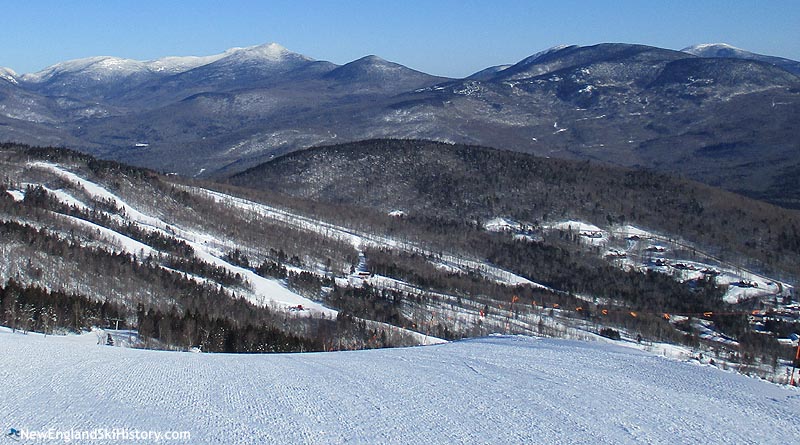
[1,329,798,444]
[27,162,333,314]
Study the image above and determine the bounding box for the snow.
[5,189,24,202]
[21,55,205,82]
[546,220,607,245]
[28,162,333,314]
[17,43,301,82]
[219,42,309,63]
[191,187,537,288]
[614,224,654,239]
[681,43,743,55]
[1,329,798,444]
[57,214,156,257]
[20,56,149,83]
[484,217,521,232]
[518,44,571,66]
[195,245,334,314]
[18,162,446,344]
[542,220,793,307]
[0,67,18,84]
[39,185,88,211]
[144,54,226,73]
[31,162,171,230]
[452,81,483,96]
[22,53,223,80]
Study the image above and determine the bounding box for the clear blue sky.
[2,0,798,77]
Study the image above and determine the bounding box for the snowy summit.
[0,67,18,84]
[681,43,750,58]
[16,42,307,81]
[220,42,307,62]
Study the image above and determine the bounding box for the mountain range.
[0,42,798,207]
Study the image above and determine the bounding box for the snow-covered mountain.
[215,42,311,64]
[16,43,314,101]
[20,47,233,84]
[21,56,152,83]
[144,54,229,74]
[488,44,579,79]
[0,42,799,208]
[323,55,448,92]
[175,42,315,80]
[683,43,758,58]
[682,43,800,75]
[89,43,335,110]
[465,44,601,81]
[2,329,798,444]
[0,67,18,84]
[488,43,687,82]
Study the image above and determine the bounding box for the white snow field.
[1,329,798,444]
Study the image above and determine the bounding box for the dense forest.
[230,139,800,279]
[0,276,398,353]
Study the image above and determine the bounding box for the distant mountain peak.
[347,55,405,69]
[357,55,389,63]
[220,42,311,62]
[20,56,149,83]
[682,43,741,52]
[0,67,18,84]
[18,43,311,84]
[488,43,676,82]
[681,43,749,57]
[466,44,580,80]
[518,44,575,65]
[683,43,800,75]
[325,54,438,84]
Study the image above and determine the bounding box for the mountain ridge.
[682,43,800,75]
[6,42,799,79]
[0,42,798,207]
[17,43,300,82]
[229,138,800,278]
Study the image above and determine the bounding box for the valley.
[1,142,798,384]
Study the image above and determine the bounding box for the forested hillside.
[0,144,425,352]
[230,139,800,278]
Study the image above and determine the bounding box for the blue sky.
[2,0,798,77]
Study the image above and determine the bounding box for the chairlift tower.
[109,317,123,331]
